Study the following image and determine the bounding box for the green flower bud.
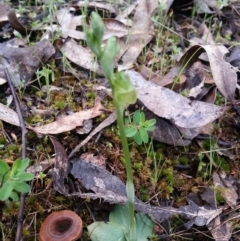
[100,37,120,80]
[90,12,104,45]
[112,72,137,107]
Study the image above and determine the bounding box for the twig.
[0,57,28,241]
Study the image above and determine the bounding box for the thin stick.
[1,57,28,241]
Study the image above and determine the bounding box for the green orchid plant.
[84,12,138,241]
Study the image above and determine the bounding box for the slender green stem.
[84,12,137,240]
[114,102,136,241]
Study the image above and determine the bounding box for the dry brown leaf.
[49,136,68,172]
[126,70,225,129]
[80,153,106,168]
[150,66,181,87]
[200,86,217,103]
[59,17,128,41]
[118,0,158,70]
[56,8,73,28]
[115,1,137,22]
[207,216,233,241]
[56,8,85,40]
[180,45,238,103]
[0,3,12,24]
[31,97,104,134]
[189,22,215,46]
[68,112,116,158]
[61,38,102,74]
[0,39,55,85]
[145,110,191,146]
[194,0,214,14]
[27,158,55,174]
[213,172,238,208]
[0,103,20,126]
[8,10,30,34]
[103,19,128,40]
[74,1,116,14]
[177,123,214,140]
[61,28,85,40]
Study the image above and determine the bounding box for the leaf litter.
[1,0,240,240]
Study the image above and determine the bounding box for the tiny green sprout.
[0,158,34,202]
[13,30,22,39]
[36,65,55,104]
[38,171,47,186]
[125,110,156,145]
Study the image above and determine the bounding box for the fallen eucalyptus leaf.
[126,70,225,129]
[180,45,238,103]
[0,103,20,126]
[30,97,104,134]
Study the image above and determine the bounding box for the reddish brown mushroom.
[39,210,83,241]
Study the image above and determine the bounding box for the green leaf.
[133,110,141,125]
[87,205,153,241]
[10,191,19,201]
[100,37,120,80]
[139,112,145,124]
[12,159,21,174]
[124,118,130,125]
[143,119,156,131]
[0,160,10,177]
[145,119,156,127]
[109,205,131,228]
[13,30,22,39]
[112,72,137,107]
[0,181,13,201]
[134,131,142,145]
[13,182,30,193]
[88,221,126,241]
[12,158,30,174]
[139,129,149,144]
[14,172,34,182]
[125,127,138,137]
[143,125,155,131]
[136,213,154,241]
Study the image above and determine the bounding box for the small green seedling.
[13,30,23,40]
[87,204,154,241]
[125,110,156,145]
[36,65,55,103]
[0,158,34,201]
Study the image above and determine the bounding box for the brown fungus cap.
[39,210,83,241]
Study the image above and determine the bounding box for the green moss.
[31,114,44,124]
[139,186,150,201]
[0,136,5,145]
[53,100,66,109]
[6,144,18,154]
[35,90,45,98]
[86,91,96,99]
[179,156,189,165]
[134,162,143,171]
